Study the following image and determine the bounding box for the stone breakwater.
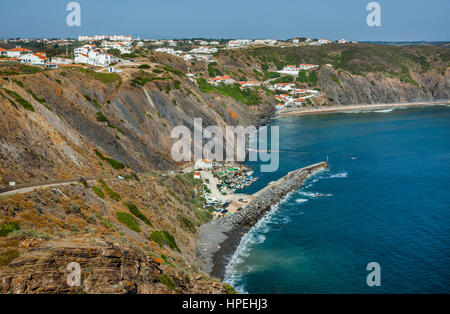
[197,161,328,278]
[217,162,328,230]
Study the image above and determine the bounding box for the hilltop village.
[1,35,351,112]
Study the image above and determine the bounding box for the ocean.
[224,105,450,293]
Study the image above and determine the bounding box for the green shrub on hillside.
[116,211,140,232]
[158,274,177,291]
[196,79,260,106]
[224,284,237,294]
[98,179,121,201]
[178,216,197,233]
[78,68,121,84]
[130,76,152,87]
[0,222,20,237]
[96,111,108,122]
[124,203,152,227]
[162,65,184,76]
[26,89,45,104]
[332,74,342,87]
[207,64,223,77]
[94,150,125,170]
[271,75,295,84]
[149,231,180,252]
[92,186,105,199]
[2,88,34,111]
[0,250,20,266]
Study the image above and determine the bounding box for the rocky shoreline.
[196,162,328,279]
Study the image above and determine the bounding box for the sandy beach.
[274,100,450,118]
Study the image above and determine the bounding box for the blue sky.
[0,0,449,41]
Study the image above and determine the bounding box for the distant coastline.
[274,100,450,118]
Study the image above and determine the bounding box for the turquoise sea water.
[225,105,450,293]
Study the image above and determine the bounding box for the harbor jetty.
[196,161,328,278]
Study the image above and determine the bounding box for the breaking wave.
[374,108,395,113]
[223,189,300,293]
[223,167,339,293]
[328,171,348,178]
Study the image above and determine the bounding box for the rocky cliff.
[0,43,448,293]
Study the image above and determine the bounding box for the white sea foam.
[298,191,318,198]
[374,108,395,113]
[223,168,329,293]
[296,198,308,203]
[223,191,297,293]
[328,171,348,178]
[223,203,280,293]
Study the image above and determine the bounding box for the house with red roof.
[271,82,296,91]
[19,53,49,65]
[236,81,261,88]
[299,64,318,70]
[208,75,235,86]
[6,47,32,58]
[0,47,7,56]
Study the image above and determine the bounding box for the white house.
[7,47,32,58]
[294,98,306,105]
[318,39,332,44]
[74,44,116,66]
[189,46,217,54]
[45,63,58,69]
[78,35,132,42]
[194,159,212,170]
[0,47,7,56]
[101,41,131,54]
[291,89,308,95]
[183,54,194,62]
[74,44,96,56]
[208,75,235,86]
[278,65,300,75]
[227,41,242,48]
[155,47,177,55]
[299,64,318,70]
[237,81,261,88]
[275,94,292,103]
[74,53,89,64]
[271,83,296,91]
[194,54,214,63]
[19,53,48,65]
[51,57,73,65]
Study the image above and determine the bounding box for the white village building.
[278,65,300,75]
[6,47,32,58]
[299,64,318,70]
[101,41,131,54]
[19,53,48,65]
[208,75,235,86]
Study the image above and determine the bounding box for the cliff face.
[0,172,229,293]
[1,244,224,294]
[230,43,449,106]
[0,43,448,293]
[317,66,450,105]
[0,64,272,186]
